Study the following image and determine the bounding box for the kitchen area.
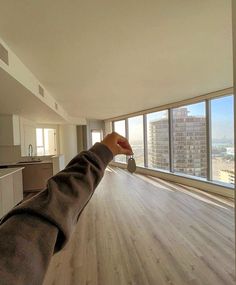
[0,109,104,220]
[0,113,65,219]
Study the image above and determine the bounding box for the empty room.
[0,1,235,285]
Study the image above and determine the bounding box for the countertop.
[0,167,24,179]
[0,161,52,167]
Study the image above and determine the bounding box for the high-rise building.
[149,108,207,177]
[148,115,169,170]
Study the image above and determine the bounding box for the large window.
[114,120,126,163]
[128,116,144,167]
[172,102,207,178]
[210,95,234,185]
[36,128,57,156]
[112,92,234,188]
[147,110,169,170]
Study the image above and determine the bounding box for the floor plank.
[43,166,235,285]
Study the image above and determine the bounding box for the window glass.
[112,94,234,190]
[172,102,207,178]
[147,110,169,170]
[36,128,57,156]
[36,128,43,146]
[211,95,234,185]
[92,130,102,145]
[114,120,126,163]
[128,115,144,167]
[44,129,56,155]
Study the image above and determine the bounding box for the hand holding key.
[101,132,133,156]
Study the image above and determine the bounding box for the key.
[127,155,136,173]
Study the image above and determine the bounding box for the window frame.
[208,94,235,185]
[127,114,145,167]
[113,119,127,164]
[111,89,234,190]
[36,127,57,156]
[171,100,207,179]
[146,109,170,171]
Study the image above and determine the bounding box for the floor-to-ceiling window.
[210,95,234,185]
[128,115,144,167]
[147,110,169,170]
[172,102,207,178]
[112,92,234,189]
[113,120,126,163]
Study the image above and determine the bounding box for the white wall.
[59,124,78,165]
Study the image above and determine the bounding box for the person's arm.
[0,132,132,285]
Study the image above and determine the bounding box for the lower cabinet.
[0,169,23,219]
[0,175,14,217]
[13,170,24,204]
[23,163,53,192]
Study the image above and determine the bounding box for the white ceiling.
[0,0,233,120]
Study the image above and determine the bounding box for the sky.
[211,95,234,141]
[178,96,234,141]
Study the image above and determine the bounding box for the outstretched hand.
[101,132,133,156]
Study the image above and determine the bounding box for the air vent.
[55,103,58,110]
[39,85,44,97]
[0,42,9,65]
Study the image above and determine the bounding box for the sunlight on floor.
[136,173,230,210]
[135,173,174,192]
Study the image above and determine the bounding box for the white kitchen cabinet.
[0,168,23,218]
[13,170,23,205]
[0,114,20,146]
[1,175,14,215]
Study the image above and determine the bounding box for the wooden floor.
[43,167,235,285]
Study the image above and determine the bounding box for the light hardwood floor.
[43,167,235,285]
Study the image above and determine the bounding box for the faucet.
[28,144,33,159]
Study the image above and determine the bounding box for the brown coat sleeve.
[0,143,113,285]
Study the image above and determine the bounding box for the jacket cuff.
[89,143,113,167]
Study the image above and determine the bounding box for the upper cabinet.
[0,114,20,146]
[20,117,36,156]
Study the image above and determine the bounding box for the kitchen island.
[0,167,24,219]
